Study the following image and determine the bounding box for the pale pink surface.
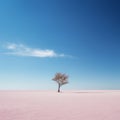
[0,90,120,120]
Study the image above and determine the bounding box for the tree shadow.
[72,92,105,94]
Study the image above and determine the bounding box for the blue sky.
[0,0,120,90]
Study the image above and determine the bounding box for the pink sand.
[0,90,120,120]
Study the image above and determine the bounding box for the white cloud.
[5,43,65,58]
[7,43,17,50]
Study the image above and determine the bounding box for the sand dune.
[0,90,120,120]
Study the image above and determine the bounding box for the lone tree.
[52,73,69,92]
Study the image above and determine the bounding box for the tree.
[52,73,69,92]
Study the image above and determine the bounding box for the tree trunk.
[58,83,60,92]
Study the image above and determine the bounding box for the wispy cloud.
[4,43,65,58]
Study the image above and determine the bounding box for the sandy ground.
[0,90,120,120]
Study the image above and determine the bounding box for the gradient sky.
[0,0,120,90]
